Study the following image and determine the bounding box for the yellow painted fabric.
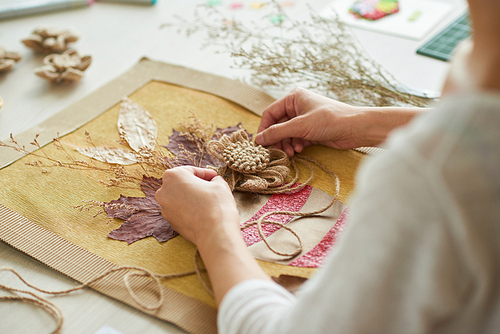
[0,81,365,308]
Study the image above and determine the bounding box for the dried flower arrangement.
[166,1,431,107]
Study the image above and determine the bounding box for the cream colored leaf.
[118,97,158,153]
[75,146,138,165]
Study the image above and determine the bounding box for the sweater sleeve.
[217,132,472,334]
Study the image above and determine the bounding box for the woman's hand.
[255,88,363,156]
[155,166,240,248]
[255,87,425,156]
[155,166,270,306]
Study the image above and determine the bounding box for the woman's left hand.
[155,166,240,248]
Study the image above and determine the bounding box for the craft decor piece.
[0,47,22,71]
[35,49,91,84]
[22,27,79,54]
[350,0,399,21]
[207,130,290,192]
[0,60,366,334]
[1,96,344,266]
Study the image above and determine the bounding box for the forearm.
[197,222,271,306]
[351,106,430,147]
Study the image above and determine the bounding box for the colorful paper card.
[323,0,454,40]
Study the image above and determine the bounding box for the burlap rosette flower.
[34,50,92,84]
[0,48,21,71]
[206,130,291,192]
[22,27,79,54]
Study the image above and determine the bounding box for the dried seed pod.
[0,47,22,71]
[22,27,79,54]
[34,49,92,84]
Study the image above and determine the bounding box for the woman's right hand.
[255,87,425,156]
[255,88,365,156]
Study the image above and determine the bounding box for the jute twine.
[2,130,340,333]
[0,251,207,334]
[208,130,340,258]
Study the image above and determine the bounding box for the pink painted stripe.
[288,207,349,268]
[241,185,313,247]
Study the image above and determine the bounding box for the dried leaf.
[271,274,308,295]
[105,176,178,244]
[74,146,138,165]
[164,123,252,168]
[118,98,158,153]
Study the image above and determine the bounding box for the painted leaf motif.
[118,97,158,153]
[164,123,252,168]
[105,176,178,244]
[75,146,138,165]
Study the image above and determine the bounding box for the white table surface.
[0,0,467,333]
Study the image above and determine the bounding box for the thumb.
[255,118,303,146]
[179,166,218,181]
[210,175,232,190]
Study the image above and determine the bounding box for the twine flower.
[206,130,290,192]
[0,47,21,71]
[34,50,92,84]
[22,27,79,54]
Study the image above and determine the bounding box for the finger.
[210,175,232,191]
[302,140,312,149]
[291,138,304,153]
[257,91,298,133]
[255,116,304,146]
[281,138,295,157]
[178,166,218,181]
[257,99,289,134]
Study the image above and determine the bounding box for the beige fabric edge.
[0,204,217,334]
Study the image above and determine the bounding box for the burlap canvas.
[0,60,366,333]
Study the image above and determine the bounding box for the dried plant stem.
[167,1,432,107]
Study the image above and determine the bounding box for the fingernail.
[255,133,263,144]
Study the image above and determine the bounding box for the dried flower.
[0,47,22,71]
[22,27,79,54]
[207,130,290,192]
[166,2,431,107]
[34,50,92,84]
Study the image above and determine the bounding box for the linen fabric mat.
[0,59,366,333]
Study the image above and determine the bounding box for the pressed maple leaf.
[104,176,178,244]
[165,123,252,168]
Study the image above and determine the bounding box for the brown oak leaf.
[105,176,178,244]
[165,123,252,168]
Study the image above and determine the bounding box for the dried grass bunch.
[166,1,431,107]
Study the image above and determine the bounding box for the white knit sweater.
[218,92,500,334]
